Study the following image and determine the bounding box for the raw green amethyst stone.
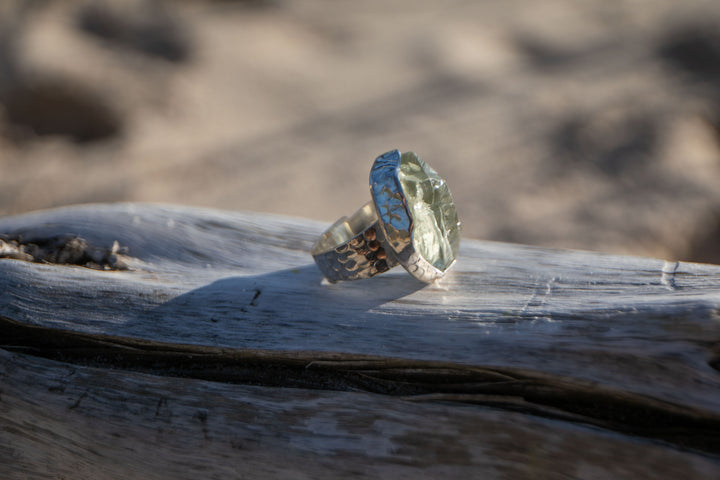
[398,152,460,271]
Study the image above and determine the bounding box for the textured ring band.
[311,201,399,282]
[312,149,461,283]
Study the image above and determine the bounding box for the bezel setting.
[370,149,460,283]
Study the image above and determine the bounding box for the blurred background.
[1,0,720,263]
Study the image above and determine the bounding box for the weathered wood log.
[1,203,719,479]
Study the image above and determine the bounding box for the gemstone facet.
[397,152,460,271]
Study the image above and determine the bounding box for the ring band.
[312,150,460,284]
[311,202,400,282]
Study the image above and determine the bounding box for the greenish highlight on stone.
[398,152,460,271]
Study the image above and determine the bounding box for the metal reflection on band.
[311,201,399,282]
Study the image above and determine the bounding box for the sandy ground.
[1,0,720,262]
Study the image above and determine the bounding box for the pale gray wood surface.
[1,203,720,479]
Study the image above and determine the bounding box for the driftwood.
[1,203,719,479]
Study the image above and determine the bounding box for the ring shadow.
[148,264,426,347]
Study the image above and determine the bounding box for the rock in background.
[1,0,719,263]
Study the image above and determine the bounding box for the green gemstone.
[398,152,460,271]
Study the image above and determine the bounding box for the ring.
[312,149,461,283]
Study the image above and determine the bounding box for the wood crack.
[2,315,719,456]
[0,234,132,270]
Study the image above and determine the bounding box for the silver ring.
[312,150,461,283]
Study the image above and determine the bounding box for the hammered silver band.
[311,202,399,282]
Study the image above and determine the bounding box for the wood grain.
[1,203,720,478]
